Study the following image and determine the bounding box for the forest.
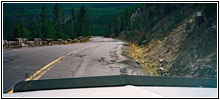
[3,3,136,40]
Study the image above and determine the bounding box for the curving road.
[3,37,146,92]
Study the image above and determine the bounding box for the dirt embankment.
[119,4,217,78]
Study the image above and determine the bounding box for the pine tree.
[124,7,130,31]
[61,13,66,39]
[72,8,77,34]
[107,20,113,37]
[14,10,30,39]
[66,19,74,39]
[47,19,56,40]
[53,3,61,38]
[77,6,87,36]
[40,4,47,39]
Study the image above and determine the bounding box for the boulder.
[57,39,62,41]
[3,40,8,45]
[21,43,25,47]
[9,41,18,45]
[34,38,41,41]
[42,41,47,45]
[159,59,164,63]
[67,39,72,42]
[27,41,34,47]
[78,36,83,40]
[3,40,9,48]
[195,11,204,25]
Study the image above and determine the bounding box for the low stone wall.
[3,37,90,49]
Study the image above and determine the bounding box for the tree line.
[106,4,143,38]
[14,3,90,40]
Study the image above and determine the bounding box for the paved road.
[3,37,146,92]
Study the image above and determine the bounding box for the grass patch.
[125,43,160,75]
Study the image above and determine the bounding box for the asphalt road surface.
[3,37,146,92]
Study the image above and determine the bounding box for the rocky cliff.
[118,3,217,78]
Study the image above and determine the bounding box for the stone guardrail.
[3,36,90,49]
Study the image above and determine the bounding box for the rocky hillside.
[114,3,217,78]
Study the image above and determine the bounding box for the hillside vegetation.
[3,3,135,40]
[109,3,217,78]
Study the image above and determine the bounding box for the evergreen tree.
[14,10,30,39]
[47,19,56,40]
[61,13,66,38]
[107,20,113,37]
[124,7,130,31]
[31,20,40,39]
[77,6,88,36]
[53,3,61,38]
[64,8,77,39]
[66,19,75,39]
[72,8,77,34]
[40,4,47,39]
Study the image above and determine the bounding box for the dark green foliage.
[3,20,15,40]
[125,31,135,40]
[160,27,166,34]
[138,34,147,45]
[106,4,141,37]
[76,6,89,36]
[72,8,77,34]
[4,3,137,40]
[40,4,47,38]
[14,10,30,39]
[108,3,209,46]
[195,3,217,19]
[53,3,61,39]
[66,19,75,39]
[46,19,56,39]
[170,9,183,24]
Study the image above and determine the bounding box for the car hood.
[3,85,217,98]
[3,75,217,98]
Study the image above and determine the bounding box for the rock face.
[119,4,217,78]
